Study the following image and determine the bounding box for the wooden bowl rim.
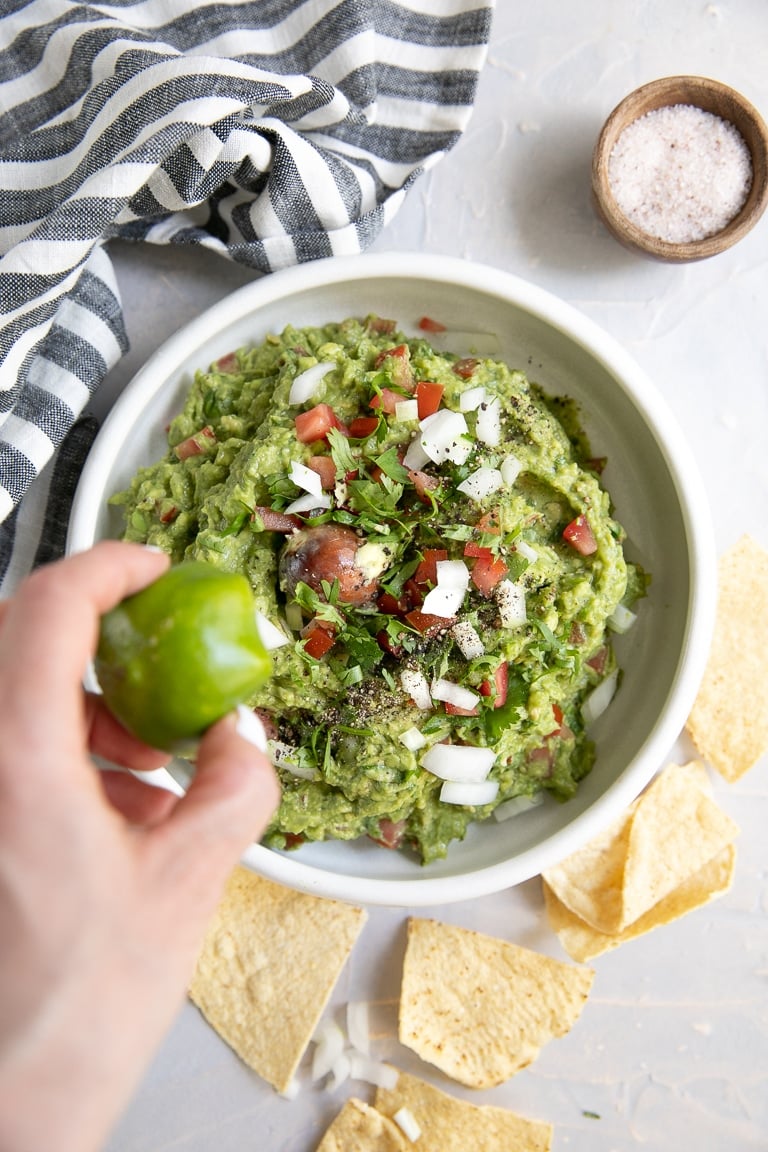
[592,75,768,262]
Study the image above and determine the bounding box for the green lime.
[95,561,272,752]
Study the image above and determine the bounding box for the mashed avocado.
[112,316,645,863]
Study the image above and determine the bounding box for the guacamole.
[111,316,645,863]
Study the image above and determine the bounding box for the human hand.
[0,542,280,1152]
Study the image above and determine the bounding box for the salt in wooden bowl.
[592,75,768,262]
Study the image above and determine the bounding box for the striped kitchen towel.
[0,0,493,594]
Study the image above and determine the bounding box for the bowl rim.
[592,74,768,262]
[69,252,717,906]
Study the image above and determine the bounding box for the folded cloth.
[0,0,493,594]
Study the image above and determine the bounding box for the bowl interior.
[69,255,714,904]
[592,75,768,261]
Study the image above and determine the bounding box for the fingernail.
[143,544,167,555]
[235,704,267,752]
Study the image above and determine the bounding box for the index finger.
[0,541,170,706]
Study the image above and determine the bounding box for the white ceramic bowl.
[68,252,716,906]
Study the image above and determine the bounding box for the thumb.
[155,707,281,881]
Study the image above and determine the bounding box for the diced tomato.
[377,591,408,616]
[403,578,424,608]
[569,620,587,646]
[215,351,239,372]
[470,554,508,595]
[552,703,564,727]
[417,315,447,333]
[251,506,302,533]
[463,541,493,560]
[376,629,403,658]
[370,818,406,849]
[527,744,554,773]
[480,662,508,708]
[586,456,607,474]
[444,701,479,717]
[453,357,479,379]
[369,464,384,483]
[408,469,440,504]
[301,619,336,659]
[405,608,453,635]
[413,548,448,586]
[307,455,336,489]
[563,515,598,556]
[415,380,444,419]
[373,344,414,390]
[156,501,178,524]
[294,403,344,444]
[348,416,379,438]
[174,425,216,460]
[283,832,305,849]
[369,388,401,415]
[367,317,397,335]
[586,646,608,675]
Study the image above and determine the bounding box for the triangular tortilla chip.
[189,866,366,1092]
[316,1098,409,1152]
[542,763,737,933]
[544,843,737,962]
[687,534,768,780]
[398,918,593,1089]
[376,1070,553,1152]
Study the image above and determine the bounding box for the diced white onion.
[476,396,502,446]
[289,460,323,496]
[459,385,487,412]
[393,1107,422,1143]
[346,1001,370,1056]
[419,409,470,464]
[283,492,332,515]
[457,466,503,502]
[515,538,538,564]
[495,579,527,627]
[403,435,431,470]
[400,668,433,711]
[394,398,419,422]
[446,435,474,465]
[440,778,500,806]
[348,1053,399,1090]
[581,668,619,725]
[399,726,427,751]
[451,621,485,659]
[493,792,545,822]
[421,743,495,783]
[254,611,290,650]
[311,1020,345,1081]
[326,1052,351,1093]
[288,361,335,404]
[500,453,523,485]
[608,603,637,634]
[268,740,316,780]
[430,678,480,711]
[435,558,470,589]
[421,584,465,617]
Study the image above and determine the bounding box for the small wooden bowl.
[592,75,768,262]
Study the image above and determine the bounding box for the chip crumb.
[398,918,593,1089]
[188,867,366,1093]
[686,534,768,781]
[376,1070,552,1152]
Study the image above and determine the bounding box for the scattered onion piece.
[268,740,316,780]
[515,538,538,564]
[311,1020,345,1081]
[431,678,480,711]
[459,385,487,412]
[399,726,427,751]
[289,460,323,496]
[403,434,431,470]
[457,466,503,502]
[581,668,619,724]
[440,779,500,806]
[495,579,527,627]
[476,396,502,446]
[254,611,290,650]
[451,620,485,659]
[421,585,465,617]
[418,409,471,464]
[435,558,470,589]
[394,398,419,422]
[608,603,637,633]
[288,361,336,404]
[346,1001,370,1055]
[500,453,523,485]
[400,668,432,711]
[279,1077,301,1101]
[283,492,332,515]
[393,1107,422,1143]
[327,1052,351,1092]
[347,1053,399,1090]
[421,743,495,783]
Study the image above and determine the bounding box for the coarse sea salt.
[608,103,752,244]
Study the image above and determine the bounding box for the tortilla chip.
[687,534,768,781]
[376,1070,553,1152]
[542,762,738,934]
[544,843,737,962]
[315,1098,409,1152]
[398,918,593,1089]
[188,866,366,1093]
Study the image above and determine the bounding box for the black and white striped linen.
[0,0,493,593]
